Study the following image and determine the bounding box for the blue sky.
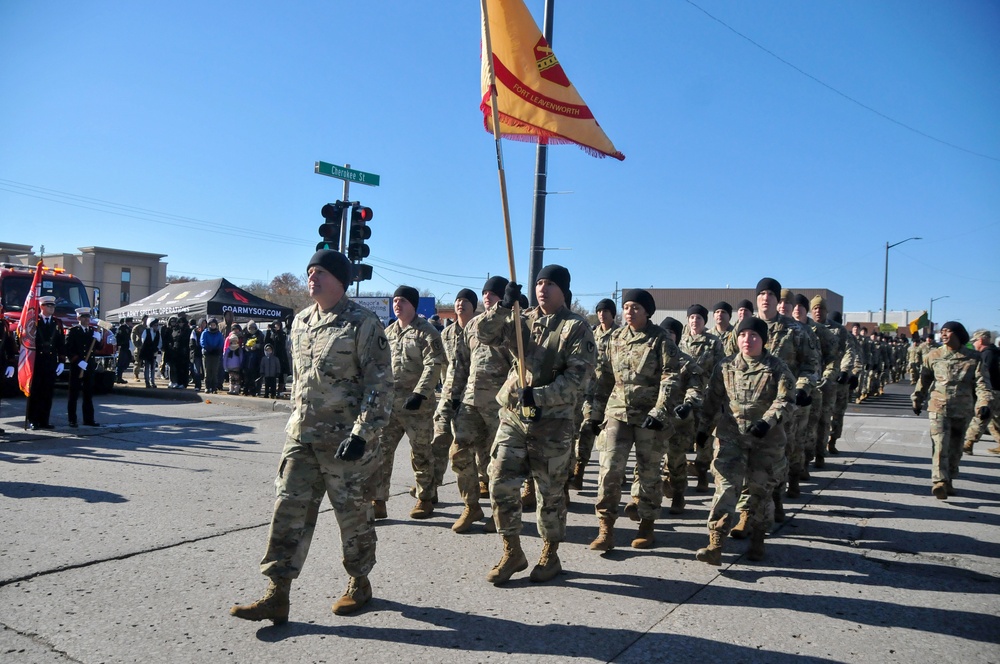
[2,1,998,331]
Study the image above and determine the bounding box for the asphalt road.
[1,383,998,663]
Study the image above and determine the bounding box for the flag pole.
[481,0,530,411]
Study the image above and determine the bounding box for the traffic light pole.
[339,164,351,253]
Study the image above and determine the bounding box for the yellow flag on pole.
[481,0,624,160]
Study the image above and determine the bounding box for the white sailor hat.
[75,307,92,318]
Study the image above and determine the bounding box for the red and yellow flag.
[16,261,44,396]
[481,0,624,160]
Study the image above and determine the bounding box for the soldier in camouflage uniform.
[709,301,735,353]
[907,336,923,384]
[231,250,393,624]
[677,304,724,493]
[912,322,992,498]
[585,289,681,551]
[789,293,836,489]
[723,299,755,357]
[963,330,1000,455]
[810,301,858,466]
[571,298,618,490]
[694,316,795,565]
[376,285,445,520]
[477,265,596,585]
[829,313,862,454]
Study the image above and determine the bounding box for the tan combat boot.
[729,511,750,539]
[589,518,615,551]
[452,503,485,533]
[410,499,434,519]
[529,541,561,583]
[479,481,490,498]
[695,463,710,493]
[486,535,528,585]
[746,527,766,561]
[631,519,655,549]
[332,575,372,615]
[623,498,640,522]
[962,441,974,455]
[569,462,585,491]
[520,480,537,510]
[669,492,685,515]
[372,500,388,520]
[695,530,724,566]
[932,482,948,500]
[827,436,840,455]
[230,578,291,625]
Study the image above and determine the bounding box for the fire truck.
[0,263,117,395]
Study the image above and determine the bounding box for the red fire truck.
[0,263,117,394]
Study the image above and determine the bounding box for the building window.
[121,268,131,304]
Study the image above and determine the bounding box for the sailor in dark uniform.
[66,307,103,427]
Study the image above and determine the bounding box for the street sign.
[315,161,380,187]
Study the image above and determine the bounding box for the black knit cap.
[622,289,656,316]
[308,249,352,289]
[393,285,420,311]
[686,304,708,321]
[737,299,754,313]
[756,277,781,300]
[595,298,616,316]
[662,316,683,341]
[713,301,732,316]
[455,288,478,310]
[736,316,769,345]
[793,293,810,309]
[536,264,571,300]
[941,321,970,345]
[483,276,509,299]
[828,311,843,324]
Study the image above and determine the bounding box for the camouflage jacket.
[806,319,839,384]
[826,322,861,375]
[286,296,393,446]
[709,325,735,357]
[912,345,992,418]
[435,320,466,420]
[454,313,512,410]
[385,315,445,404]
[763,314,819,392]
[580,323,619,417]
[907,344,922,368]
[589,322,682,426]
[676,348,706,411]
[680,331,724,381]
[476,303,596,420]
[698,350,796,443]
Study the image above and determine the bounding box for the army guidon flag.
[481,0,624,160]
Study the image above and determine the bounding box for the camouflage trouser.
[451,402,499,505]
[804,386,825,460]
[865,367,880,396]
[708,431,785,536]
[574,420,599,469]
[595,418,665,522]
[260,436,377,580]
[929,412,972,484]
[431,407,456,490]
[814,380,837,454]
[909,366,920,385]
[830,382,850,440]
[964,392,1000,447]
[375,401,437,501]
[784,405,809,480]
[662,428,690,495]
[489,411,573,542]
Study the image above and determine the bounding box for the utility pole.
[527,0,555,306]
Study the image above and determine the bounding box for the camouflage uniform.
[656,348,704,498]
[963,342,1000,452]
[477,302,595,542]
[699,350,795,537]
[260,297,392,582]
[575,323,618,475]
[677,331,724,481]
[376,316,444,502]
[826,320,861,445]
[912,345,991,491]
[589,322,682,522]
[431,321,465,493]
[709,324,735,357]
[803,319,838,465]
[451,313,511,505]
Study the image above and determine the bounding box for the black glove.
[695,431,710,448]
[912,404,922,416]
[588,419,602,435]
[674,403,692,420]
[335,435,366,461]
[835,371,849,385]
[403,393,426,410]
[849,374,859,390]
[978,406,991,420]
[749,420,771,439]
[501,282,522,309]
[520,386,540,421]
[641,415,664,431]
[450,398,462,413]
[795,389,812,407]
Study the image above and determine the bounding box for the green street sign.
[315,161,380,187]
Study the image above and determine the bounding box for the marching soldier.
[572,298,618,490]
[829,313,862,454]
[964,330,1000,455]
[678,303,724,494]
[810,302,859,466]
[27,296,66,430]
[477,265,595,585]
[230,249,392,624]
[709,301,735,352]
[66,308,103,427]
[789,293,835,488]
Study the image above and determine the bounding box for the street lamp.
[882,237,922,324]
[929,295,949,336]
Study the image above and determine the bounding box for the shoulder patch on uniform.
[378,336,387,350]
[587,340,595,354]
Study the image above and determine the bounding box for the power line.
[684,0,1000,162]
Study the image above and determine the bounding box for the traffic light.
[352,264,373,283]
[347,204,373,261]
[317,201,346,251]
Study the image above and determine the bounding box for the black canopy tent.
[104,278,294,323]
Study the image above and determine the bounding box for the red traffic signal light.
[353,206,373,222]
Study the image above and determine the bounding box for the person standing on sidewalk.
[230,249,392,624]
[912,322,992,499]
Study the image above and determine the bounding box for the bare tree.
[166,274,199,284]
